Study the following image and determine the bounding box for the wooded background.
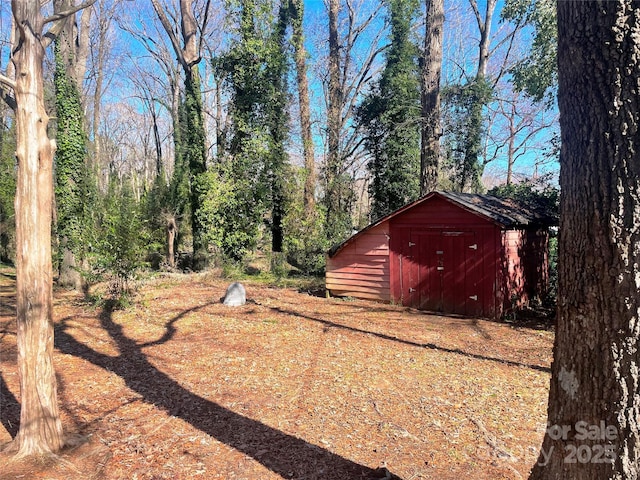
[0,0,559,281]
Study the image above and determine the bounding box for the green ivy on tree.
[356,0,421,220]
[215,0,291,263]
[53,43,96,286]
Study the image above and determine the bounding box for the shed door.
[407,230,482,316]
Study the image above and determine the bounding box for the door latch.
[468,244,478,250]
[409,241,416,247]
[469,295,478,301]
[409,288,416,293]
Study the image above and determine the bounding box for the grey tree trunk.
[324,0,350,242]
[419,0,444,195]
[291,0,315,211]
[529,1,640,478]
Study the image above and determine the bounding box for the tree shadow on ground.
[53,301,399,480]
[265,305,550,374]
[0,373,20,438]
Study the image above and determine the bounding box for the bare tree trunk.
[166,216,177,268]
[151,106,163,175]
[419,0,444,195]
[529,1,640,478]
[506,103,516,185]
[92,1,109,186]
[470,0,496,81]
[290,0,315,211]
[11,0,64,456]
[325,0,347,241]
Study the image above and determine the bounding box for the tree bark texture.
[290,0,315,211]
[11,0,64,456]
[420,0,443,195]
[470,0,495,81]
[53,0,91,91]
[325,0,351,242]
[166,216,177,268]
[529,1,640,479]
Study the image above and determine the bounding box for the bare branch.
[468,0,483,34]
[151,0,187,68]
[42,0,97,48]
[0,74,16,90]
[197,0,212,56]
[43,0,97,24]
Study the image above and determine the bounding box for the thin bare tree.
[324,0,386,242]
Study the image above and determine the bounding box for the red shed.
[326,191,556,319]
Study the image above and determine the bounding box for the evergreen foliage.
[501,0,557,104]
[215,0,291,262]
[93,178,149,295]
[0,119,16,263]
[198,167,262,261]
[487,178,559,220]
[441,79,493,192]
[356,0,421,220]
[283,167,328,275]
[141,172,175,265]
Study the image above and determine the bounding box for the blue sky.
[0,0,558,186]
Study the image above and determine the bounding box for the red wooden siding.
[390,227,501,317]
[326,223,391,301]
[391,196,491,227]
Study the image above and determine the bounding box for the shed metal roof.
[328,190,558,258]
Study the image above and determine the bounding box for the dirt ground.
[0,267,553,480]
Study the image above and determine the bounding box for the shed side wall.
[326,223,390,301]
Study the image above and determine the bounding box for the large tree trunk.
[419,0,443,195]
[53,0,93,291]
[529,1,640,479]
[11,0,64,456]
[325,0,350,242]
[290,0,315,211]
[184,66,208,270]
